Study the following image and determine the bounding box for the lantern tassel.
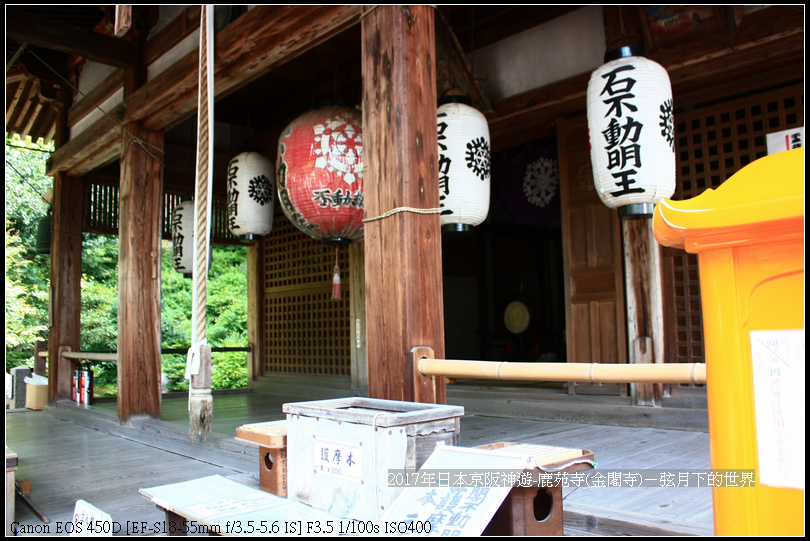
[331,247,342,300]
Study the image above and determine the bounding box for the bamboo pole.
[417,357,706,385]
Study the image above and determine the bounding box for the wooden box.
[235,421,288,497]
[478,442,595,537]
[283,397,464,521]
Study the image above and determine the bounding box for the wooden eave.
[488,4,804,151]
[6,7,137,69]
[48,5,363,177]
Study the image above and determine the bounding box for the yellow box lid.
[654,148,804,252]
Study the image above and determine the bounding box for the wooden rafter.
[6,7,137,68]
[49,5,363,177]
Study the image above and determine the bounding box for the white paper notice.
[750,329,805,489]
[377,445,526,537]
[313,437,363,481]
[765,127,804,155]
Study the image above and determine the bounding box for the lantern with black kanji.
[171,198,195,277]
[276,105,365,298]
[171,198,211,278]
[436,96,491,232]
[226,151,274,241]
[587,45,675,219]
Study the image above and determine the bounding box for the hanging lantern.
[226,151,274,241]
[276,105,365,244]
[171,198,195,277]
[586,45,675,219]
[436,95,491,232]
[36,209,52,254]
[277,105,364,300]
[171,198,212,278]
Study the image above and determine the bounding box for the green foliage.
[160,243,249,391]
[5,135,51,365]
[5,135,250,393]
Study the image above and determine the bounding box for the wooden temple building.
[5,5,806,536]
[6,5,804,421]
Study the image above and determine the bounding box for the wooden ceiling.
[6,5,804,181]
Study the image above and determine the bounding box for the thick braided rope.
[192,6,212,345]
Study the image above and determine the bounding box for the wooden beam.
[623,219,665,406]
[117,124,164,421]
[361,5,446,404]
[349,242,367,391]
[6,7,137,68]
[246,242,264,380]
[48,172,84,402]
[49,5,362,177]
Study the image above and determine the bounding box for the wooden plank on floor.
[565,501,714,536]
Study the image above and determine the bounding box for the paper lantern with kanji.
[276,105,364,245]
[437,96,491,232]
[587,46,675,218]
[226,151,274,241]
[171,198,211,278]
[171,199,195,276]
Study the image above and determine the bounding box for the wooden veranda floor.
[6,375,714,536]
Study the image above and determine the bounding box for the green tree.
[5,135,52,369]
[6,134,250,392]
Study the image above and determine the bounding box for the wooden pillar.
[246,242,264,380]
[349,242,367,392]
[623,218,665,405]
[33,339,47,377]
[48,172,83,402]
[361,5,446,404]
[117,124,164,421]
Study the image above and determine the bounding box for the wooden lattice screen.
[261,210,352,375]
[82,183,237,244]
[664,83,804,365]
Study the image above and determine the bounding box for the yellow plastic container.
[654,147,804,536]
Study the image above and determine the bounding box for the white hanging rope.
[187,5,215,439]
[362,206,443,223]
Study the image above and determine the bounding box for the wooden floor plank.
[7,375,713,536]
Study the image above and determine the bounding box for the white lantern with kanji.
[171,198,212,278]
[226,151,275,241]
[171,198,195,276]
[587,46,675,218]
[437,96,491,232]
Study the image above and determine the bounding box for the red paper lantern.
[276,105,364,245]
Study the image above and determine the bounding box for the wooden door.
[557,116,627,395]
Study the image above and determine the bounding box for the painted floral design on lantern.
[276,105,365,244]
[313,115,363,185]
[248,174,273,206]
[465,136,491,181]
[523,157,559,208]
[659,99,675,149]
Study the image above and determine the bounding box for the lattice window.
[261,210,352,375]
[82,182,237,243]
[664,84,804,364]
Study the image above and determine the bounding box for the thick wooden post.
[246,242,264,380]
[349,242,367,392]
[48,172,83,402]
[361,5,446,404]
[623,218,665,405]
[117,124,164,421]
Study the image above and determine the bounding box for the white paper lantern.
[226,151,274,240]
[171,199,212,277]
[171,199,195,276]
[437,96,491,232]
[587,46,675,218]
